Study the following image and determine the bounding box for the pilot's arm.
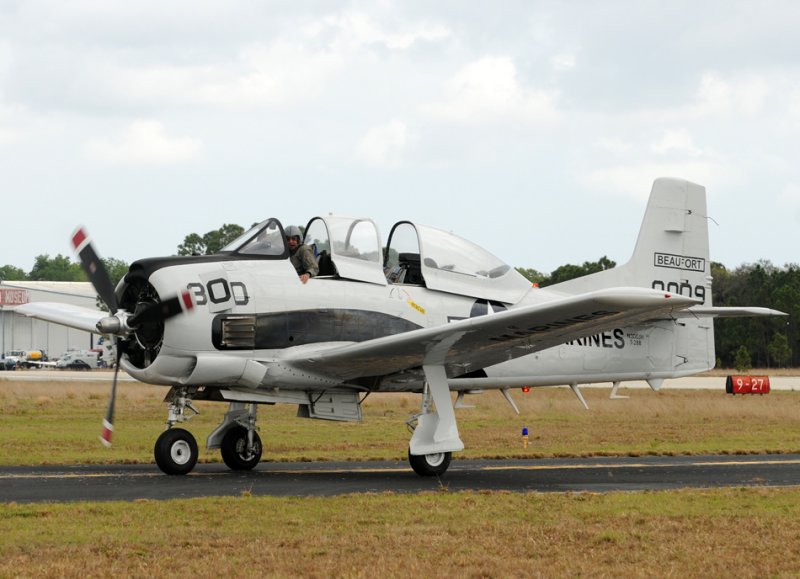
[299,245,319,283]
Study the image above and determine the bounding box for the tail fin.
[552,178,716,376]
[553,177,711,305]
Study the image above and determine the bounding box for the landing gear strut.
[406,365,464,477]
[208,402,263,471]
[221,427,263,470]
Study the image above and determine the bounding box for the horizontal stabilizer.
[679,306,787,318]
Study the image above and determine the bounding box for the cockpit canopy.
[221,215,531,303]
[304,216,387,285]
[384,221,531,303]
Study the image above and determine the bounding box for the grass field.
[1,489,799,576]
[1,378,799,465]
[2,377,800,576]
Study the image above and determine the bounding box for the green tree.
[515,267,546,285]
[102,257,129,288]
[0,265,27,281]
[767,333,792,368]
[177,233,205,256]
[177,224,245,255]
[733,345,752,373]
[539,256,616,286]
[28,254,86,282]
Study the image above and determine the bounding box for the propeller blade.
[128,289,195,327]
[72,227,119,314]
[99,346,120,447]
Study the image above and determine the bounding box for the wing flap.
[279,288,699,382]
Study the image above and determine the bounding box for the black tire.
[154,428,198,475]
[408,449,452,476]
[220,427,262,471]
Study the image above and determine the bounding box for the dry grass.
[2,378,800,465]
[2,377,800,577]
[1,488,799,577]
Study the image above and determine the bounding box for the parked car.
[56,350,100,370]
[66,359,91,370]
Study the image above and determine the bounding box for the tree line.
[1,228,797,369]
[514,257,799,370]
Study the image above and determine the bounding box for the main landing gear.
[154,388,263,476]
[154,376,463,478]
[405,365,464,477]
[408,449,452,476]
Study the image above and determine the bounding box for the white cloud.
[551,53,576,72]
[693,72,770,117]
[788,90,800,123]
[108,41,345,109]
[780,183,800,205]
[595,137,633,156]
[422,56,560,123]
[650,129,703,157]
[0,127,16,146]
[318,12,451,51]
[84,120,202,165]
[355,120,409,167]
[582,162,731,200]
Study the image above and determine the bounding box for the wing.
[15,302,105,334]
[275,287,698,382]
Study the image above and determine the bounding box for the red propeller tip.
[181,290,195,311]
[71,228,88,252]
[100,419,113,447]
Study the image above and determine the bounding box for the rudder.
[553,177,711,306]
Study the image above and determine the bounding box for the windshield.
[221,219,287,256]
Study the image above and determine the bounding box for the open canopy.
[221,215,533,303]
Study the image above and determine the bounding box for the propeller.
[99,344,121,447]
[72,228,119,314]
[71,226,194,446]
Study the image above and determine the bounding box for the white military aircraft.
[18,178,782,476]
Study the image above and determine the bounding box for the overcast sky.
[1,1,799,274]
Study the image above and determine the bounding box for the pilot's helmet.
[284,225,303,242]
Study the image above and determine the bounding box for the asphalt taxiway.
[2,454,799,503]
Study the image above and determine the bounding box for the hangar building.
[0,281,101,359]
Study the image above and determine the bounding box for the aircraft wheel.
[220,427,262,471]
[408,449,452,476]
[154,428,198,475]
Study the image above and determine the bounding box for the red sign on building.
[0,289,29,306]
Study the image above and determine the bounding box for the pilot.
[285,225,319,284]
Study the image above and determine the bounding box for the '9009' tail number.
[651,279,705,302]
